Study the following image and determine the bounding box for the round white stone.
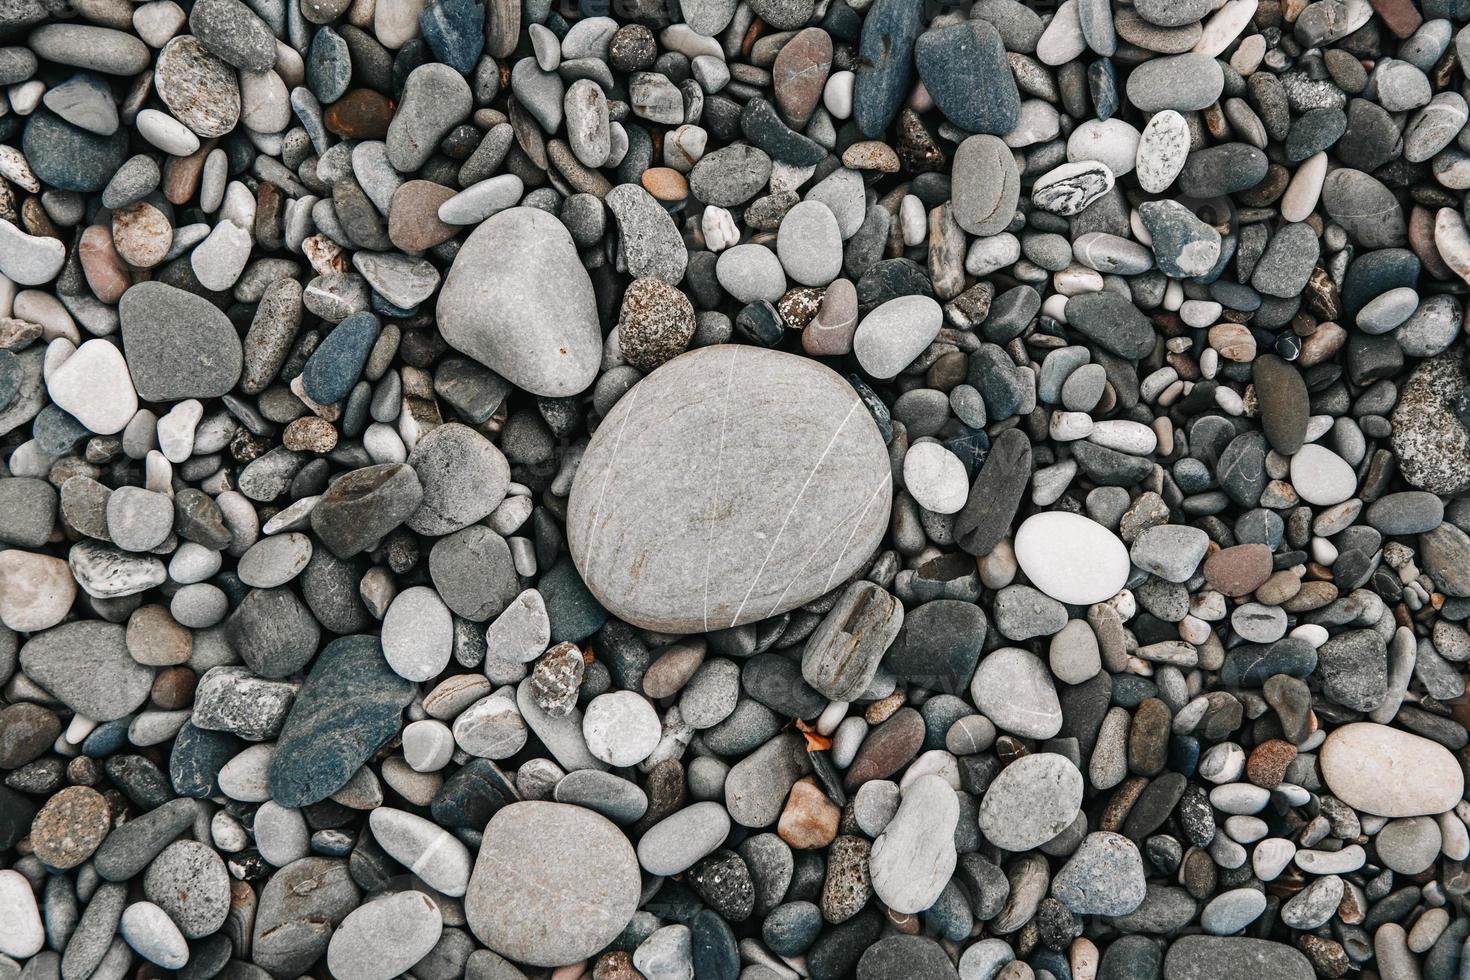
[582,690,662,767]
[381,586,453,682]
[1013,511,1129,604]
[1289,444,1358,506]
[902,442,969,514]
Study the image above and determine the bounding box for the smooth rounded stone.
[142,840,229,938]
[1198,888,1267,937]
[1253,354,1309,455]
[690,145,774,207]
[369,807,472,897]
[914,20,1018,136]
[380,587,453,682]
[0,870,43,959]
[1126,53,1223,111]
[583,691,661,767]
[970,647,1062,738]
[978,752,1084,852]
[716,244,787,303]
[237,533,312,588]
[19,621,153,721]
[327,890,443,980]
[853,0,923,137]
[568,346,891,633]
[777,201,843,287]
[1130,524,1209,583]
[466,802,639,966]
[104,486,173,552]
[1014,512,1129,604]
[1396,294,1461,357]
[120,901,189,969]
[1375,816,1441,875]
[639,801,732,875]
[0,548,73,632]
[1163,936,1313,980]
[869,774,959,914]
[438,174,524,226]
[437,207,600,398]
[484,590,550,663]
[554,769,648,823]
[727,733,814,826]
[1366,491,1444,535]
[22,110,128,193]
[1289,444,1357,506]
[853,295,943,380]
[952,135,1020,236]
[858,936,957,980]
[451,692,526,758]
[43,339,137,435]
[387,63,472,172]
[1052,832,1146,916]
[1392,352,1470,495]
[1135,109,1190,193]
[903,442,968,514]
[118,282,242,400]
[406,422,510,535]
[1319,722,1464,817]
[1323,169,1407,248]
[154,36,241,138]
[28,23,149,74]
[30,784,109,869]
[1135,0,1210,26]
[0,219,65,286]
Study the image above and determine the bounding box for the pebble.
[466,802,640,966]
[978,752,1084,851]
[327,890,443,980]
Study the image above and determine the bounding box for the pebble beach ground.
[2,0,1470,976]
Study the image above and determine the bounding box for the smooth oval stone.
[19,621,153,721]
[1013,512,1129,604]
[1126,53,1223,112]
[1319,722,1464,817]
[914,20,1018,136]
[1163,936,1313,980]
[567,346,892,633]
[465,801,640,967]
[868,774,959,914]
[952,135,1020,236]
[119,282,243,401]
[978,752,1084,852]
[327,890,442,980]
[437,207,601,397]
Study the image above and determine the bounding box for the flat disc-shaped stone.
[567,345,892,633]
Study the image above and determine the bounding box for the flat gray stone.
[567,346,892,633]
[437,207,602,397]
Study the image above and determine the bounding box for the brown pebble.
[388,180,458,252]
[842,140,901,172]
[112,201,172,269]
[283,415,339,453]
[1246,739,1297,788]
[592,951,639,980]
[0,702,62,769]
[640,166,688,202]
[78,225,130,303]
[163,140,215,206]
[777,776,840,849]
[30,785,111,870]
[844,707,923,791]
[152,666,198,710]
[324,89,395,139]
[641,638,705,700]
[1203,543,1274,596]
[126,604,193,666]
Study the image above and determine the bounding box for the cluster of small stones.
[4,0,1470,974]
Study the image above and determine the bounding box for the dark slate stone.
[914,20,1018,136]
[852,0,923,138]
[268,635,416,807]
